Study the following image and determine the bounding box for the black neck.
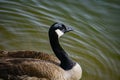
[49,31,75,70]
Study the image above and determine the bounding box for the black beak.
[65,26,73,32]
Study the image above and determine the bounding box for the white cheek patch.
[55,29,64,38]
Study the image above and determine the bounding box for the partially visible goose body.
[0,22,82,80]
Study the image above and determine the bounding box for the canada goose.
[0,22,82,80]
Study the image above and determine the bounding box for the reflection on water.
[0,0,120,80]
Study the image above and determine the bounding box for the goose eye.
[59,24,66,30]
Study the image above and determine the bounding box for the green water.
[0,0,120,80]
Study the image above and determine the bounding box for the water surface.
[0,0,120,80]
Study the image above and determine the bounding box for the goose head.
[49,22,73,38]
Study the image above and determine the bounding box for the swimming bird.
[0,22,82,80]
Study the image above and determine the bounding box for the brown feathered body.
[0,51,62,80]
[0,50,82,80]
